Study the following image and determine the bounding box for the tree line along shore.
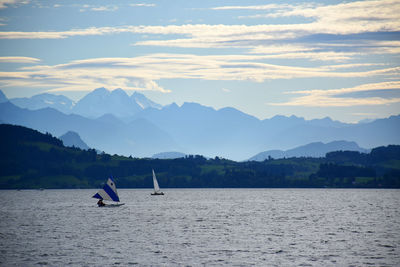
[1,124,399,189]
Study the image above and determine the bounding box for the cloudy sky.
[0,0,399,122]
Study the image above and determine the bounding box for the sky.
[0,0,399,123]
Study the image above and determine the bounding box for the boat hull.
[151,192,164,196]
[99,203,125,207]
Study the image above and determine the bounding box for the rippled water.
[0,189,399,266]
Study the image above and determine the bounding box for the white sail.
[152,169,160,193]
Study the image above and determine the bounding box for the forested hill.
[0,124,399,189]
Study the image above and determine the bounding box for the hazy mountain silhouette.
[0,102,177,157]
[2,123,399,189]
[152,151,186,159]
[72,88,143,118]
[132,102,263,159]
[249,141,369,161]
[10,93,74,114]
[1,88,399,160]
[0,90,7,103]
[132,91,162,109]
[132,103,399,160]
[6,88,160,119]
[59,131,90,150]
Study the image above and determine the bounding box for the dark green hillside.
[1,124,63,146]
[0,124,399,189]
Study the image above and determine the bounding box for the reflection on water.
[0,189,399,266]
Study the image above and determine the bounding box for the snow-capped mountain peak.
[7,88,162,119]
[131,91,162,110]
[9,92,75,114]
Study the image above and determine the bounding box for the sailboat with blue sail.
[93,178,125,207]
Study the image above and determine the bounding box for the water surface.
[0,189,399,266]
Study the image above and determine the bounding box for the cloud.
[0,0,29,9]
[77,4,119,12]
[0,0,398,66]
[45,77,167,94]
[0,57,170,93]
[91,6,118,12]
[320,63,386,71]
[1,55,398,94]
[130,3,155,7]
[352,112,379,117]
[212,3,321,13]
[212,4,293,11]
[0,0,398,43]
[211,1,400,48]
[219,0,400,34]
[247,45,358,62]
[0,26,131,39]
[0,56,40,63]
[270,81,400,107]
[359,40,400,54]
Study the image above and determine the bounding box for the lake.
[0,189,399,266]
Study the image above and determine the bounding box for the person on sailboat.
[97,199,105,207]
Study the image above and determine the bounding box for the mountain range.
[2,123,399,189]
[0,101,176,157]
[8,88,161,119]
[0,90,7,103]
[152,151,187,159]
[249,141,370,161]
[10,93,74,114]
[1,88,399,160]
[59,131,90,150]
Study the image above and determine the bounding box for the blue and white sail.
[92,178,120,202]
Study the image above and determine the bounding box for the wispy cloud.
[11,58,170,93]
[77,4,119,12]
[130,3,156,7]
[0,56,40,63]
[219,0,400,32]
[1,0,398,42]
[212,3,315,11]
[90,6,118,12]
[0,26,127,39]
[0,0,398,68]
[0,55,398,94]
[210,0,400,51]
[270,81,400,107]
[247,44,357,62]
[0,0,29,9]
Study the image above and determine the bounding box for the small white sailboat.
[151,169,164,195]
[92,177,125,207]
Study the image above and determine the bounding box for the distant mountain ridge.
[59,131,90,150]
[10,93,74,114]
[72,87,143,118]
[1,88,399,160]
[132,91,162,110]
[249,141,370,161]
[152,151,186,159]
[1,124,399,189]
[0,90,7,103]
[0,101,177,157]
[7,88,161,119]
